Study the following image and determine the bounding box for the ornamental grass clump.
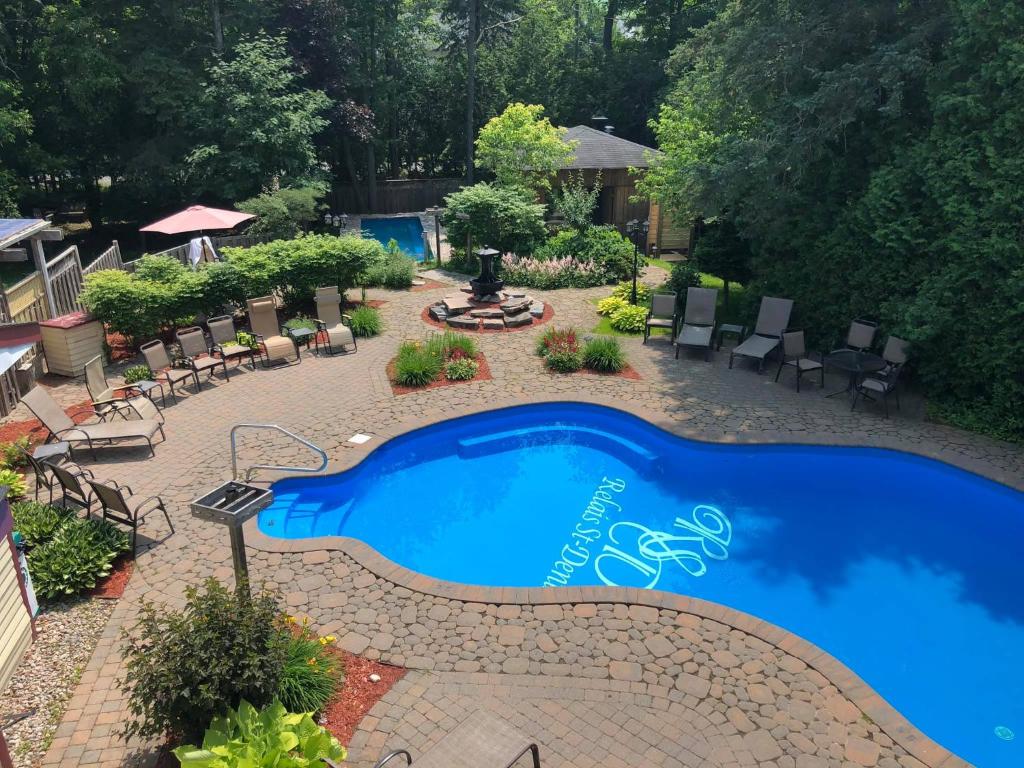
[393,341,443,387]
[277,620,342,715]
[582,337,626,373]
[348,305,382,337]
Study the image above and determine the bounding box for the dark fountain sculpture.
[470,246,504,301]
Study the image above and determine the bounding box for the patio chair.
[20,444,70,504]
[21,386,166,460]
[86,478,174,556]
[834,318,878,353]
[852,335,910,417]
[674,287,718,361]
[729,296,794,373]
[644,293,678,343]
[50,461,96,514]
[176,326,230,387]
[352,710,540,768]
[247,296,299,367]
[140,340,200,402]
[208,314,257,368]
[314,286,357,355]
[774,331,824,392]
[84,355,154,421]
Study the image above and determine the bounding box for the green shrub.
[236,185,326,240]
[0,468,26,499]
[611,280,651,305]
[393,341,442,387]
[445,247,479,275]
[535,326,566,356]
[277,628,341,715]
[362,250,416,289]
[441,183,547,256]
[445,356,479,381]
[282,316,316,333]
[28,517,130,599]
[122,364,153,385]
[11,501,73,549]
[0,436,29,469]
[347,305,382,337]
[582,337,626,373]
[596,295,629,316]
[436,330,477,359]
[173,699,347,768]
[538,328,582,372]
[236,331,260,350]
[535,226,635,282]
[609,304,648,334]
[665,261,702,307]
[121,578,289,743]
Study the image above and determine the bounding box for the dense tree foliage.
[640,0,1024,440]
[475,103,575,190]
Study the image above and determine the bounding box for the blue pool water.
[361,216,426,260]
[260,403,1024,767]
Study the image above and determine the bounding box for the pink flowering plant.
[500,254,605,289]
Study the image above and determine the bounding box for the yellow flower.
[307,657,317,666]
[325,635,336,644]
[285,615,297,625]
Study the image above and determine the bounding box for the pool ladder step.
[230,423,329,481]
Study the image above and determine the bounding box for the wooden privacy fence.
[331,177,464,214]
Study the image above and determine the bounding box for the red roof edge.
[0,322,41,348]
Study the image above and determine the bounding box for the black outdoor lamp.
[626,219,649,305]
[323,212,349,234]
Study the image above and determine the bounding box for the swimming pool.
[360,216,426,261]
[259,402,1024,767]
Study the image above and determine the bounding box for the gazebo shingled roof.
[559,126,661,171]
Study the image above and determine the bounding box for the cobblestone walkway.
[11,271,1018,768]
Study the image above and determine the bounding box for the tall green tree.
[475,102,575,189]
[186,34,331,201]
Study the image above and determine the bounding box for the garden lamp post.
[323,212,349,235]
[425,206,443,265]
[625,219,649,305]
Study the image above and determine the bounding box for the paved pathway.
[10,271,1017,768]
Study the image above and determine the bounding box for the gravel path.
[0,598,115,768]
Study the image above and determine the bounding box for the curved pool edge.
[245,516,970,768]
[311,394,1024,492]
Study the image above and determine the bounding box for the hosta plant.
[0,468,27,499]
[122,364,153,385]
[609,304,648,334]
[28,517,130,598]
[11,501,73,549]
[445,356,479,381]
[596,295,629,316]
[611,280,651,305]
[172,698,347,768]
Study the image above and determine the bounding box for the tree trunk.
[367,143,378,212]
[465,0,477,184]
[210,0,224,54]
[603,0,618,55]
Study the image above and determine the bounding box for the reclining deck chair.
[247,296,299,367]
[207,315,257,368]
[176,326,230,387]
[314,286,357,355]
[87,477,174,556]
[84,354,150,421]
[675,287,718,361]
[140,340,200,402]
[21,386,165,459]
[729,296,794,372]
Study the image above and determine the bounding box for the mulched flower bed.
[420,302,554,333]
[570,364,643,380]
[86,555,134,599]
[388,353,491,396]
[321,650,406,744]
[105,331,134,362]
[345,299,386,310]
[410,277,447,293]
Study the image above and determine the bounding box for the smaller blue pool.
[361,216,426,261]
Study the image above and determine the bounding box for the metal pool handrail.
[230,423,329,481]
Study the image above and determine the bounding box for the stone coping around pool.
[240,393,1015,768]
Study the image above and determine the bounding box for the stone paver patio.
[10,270,1020,768]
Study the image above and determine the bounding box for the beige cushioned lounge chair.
[314,286,357,355]
[246,296,299,367]
[21,386,165,459]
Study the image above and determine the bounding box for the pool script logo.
[542,478,732,590]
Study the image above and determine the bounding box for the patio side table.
[716,323,746,351]
[824,350,886,398]
[287,327,317,359]
[130,380,166,408]
[33,441,71,465]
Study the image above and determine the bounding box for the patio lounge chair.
[350,710,540,768]
[207,314,257,368]
[674,287,718,361]
[852,335,910,417]
[774,330,824,392]
[247,295,299,367]
[644,293,677,343]
[176,326,230,387]
[84,355,153,421]
[87,478,174,556]
[314,286,357,355]
[140,340,200,402]
[21,386,165,459]
[729,296,794,372]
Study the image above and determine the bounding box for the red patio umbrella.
[139,205,255,235]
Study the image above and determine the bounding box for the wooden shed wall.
[0,535,32,692]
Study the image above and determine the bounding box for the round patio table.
[824,349,885,398]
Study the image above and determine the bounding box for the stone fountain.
[469,246,504,302]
